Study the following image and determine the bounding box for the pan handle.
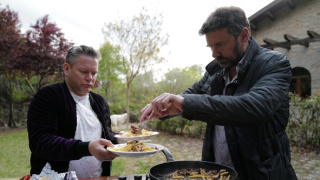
[161,148,175,162]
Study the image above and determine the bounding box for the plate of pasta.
[115,129,159,143]
[107,140,164,158]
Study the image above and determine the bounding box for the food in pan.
[108,140,158,152]
[120,125,155,137]
[166,168,231,180]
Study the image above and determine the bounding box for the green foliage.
[12,88,27,102]
[287,93,320,150]
[98,42,123,102]
[158,65,204,94]
[130,71,157,103]
[147,116,206,138]
[11,77,32,102]
[108,101,127,115]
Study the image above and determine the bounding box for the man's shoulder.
[34,82,69,100]
[30,82,68,106]
[249,37,288,63]
[39,82,65,93]
[260,48,286,58]
[254,45,287,63]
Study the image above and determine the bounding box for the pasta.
[166,168,231,180]
[120,129,154,137]
[109,140,158,152]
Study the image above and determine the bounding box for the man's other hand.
[140,93,184,122]
[89,139,117,161]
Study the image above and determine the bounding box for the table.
[79,177,119,180]
[79,174,149,180]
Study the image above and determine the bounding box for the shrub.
[147,116,206,138]
[287,93,320,151]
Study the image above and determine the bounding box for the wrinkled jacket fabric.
[180,37,297,180]
[27,82,117,175]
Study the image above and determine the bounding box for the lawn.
[0,127,201,178]
[0,128,30,178]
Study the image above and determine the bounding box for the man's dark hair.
[199,6,250,39]
[66,45,100,66]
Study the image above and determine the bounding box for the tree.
[131,70,156,104]
[21,15,73,94]
[102,8,169,120]
[98,42,122,102]
[0,5,26,127]
[159,65,204,94]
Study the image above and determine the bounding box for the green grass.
[0,128,164,178]
[133,160,153,174]
[0,129,30,178]
[110,151,167,176]
[110,158,126,175]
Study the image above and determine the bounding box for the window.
[289,67,311,98]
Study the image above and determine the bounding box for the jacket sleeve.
[181,51,291,127]
[27,86,90,161]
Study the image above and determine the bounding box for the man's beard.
[216,40,245,68]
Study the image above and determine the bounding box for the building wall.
[251,0,320,95]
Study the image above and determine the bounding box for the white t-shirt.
[68,92,102,178]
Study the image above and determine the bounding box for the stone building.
[248,0,320,97]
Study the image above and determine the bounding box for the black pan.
[149,148,238,180]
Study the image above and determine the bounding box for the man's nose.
[86,73,93,80]
[211,47,220,58]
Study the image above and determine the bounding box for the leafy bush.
[287,93,320,151]
[184,120,206,138]
[147,116,206,138]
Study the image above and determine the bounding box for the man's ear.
[63,63,70,76]
[240,27,250,42]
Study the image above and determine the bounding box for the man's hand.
[88,139,117,161]
[140,93,184,122]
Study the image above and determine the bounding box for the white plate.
[115,132,159,143]
[107,143,164,158]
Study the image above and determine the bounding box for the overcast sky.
[1,0,273,76]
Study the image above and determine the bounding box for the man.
[140,7,297,180]
[27,45,117,178]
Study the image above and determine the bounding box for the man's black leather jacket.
[180,37,297,180]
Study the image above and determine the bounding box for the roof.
[248,0,304,30]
